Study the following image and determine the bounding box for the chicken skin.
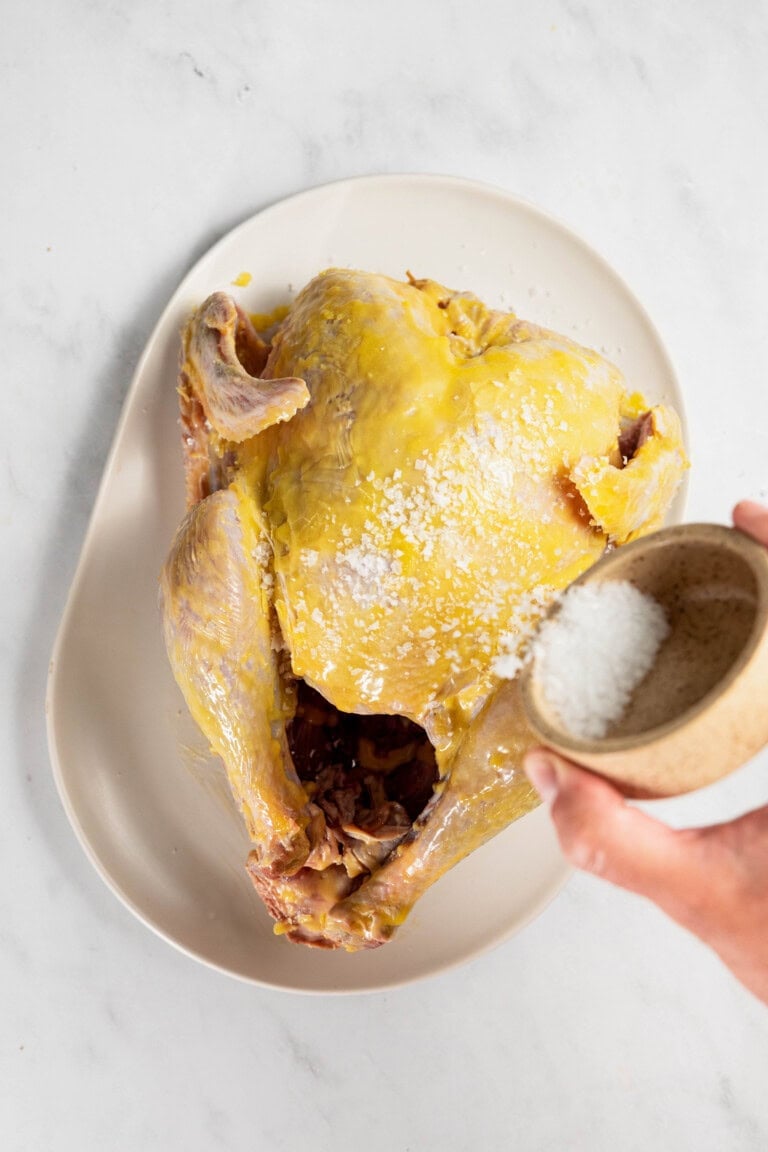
[161,269,687,949]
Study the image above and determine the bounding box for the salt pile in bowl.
[533,581,670,740]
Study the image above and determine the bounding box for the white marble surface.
[4,1,768,1148]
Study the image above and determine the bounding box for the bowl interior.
[525,527,763,751]
[594,538,758,737]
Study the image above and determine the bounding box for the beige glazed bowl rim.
[520,522,768,757]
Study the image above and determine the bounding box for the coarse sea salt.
[533,581,670,740]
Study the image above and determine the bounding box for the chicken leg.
[160,480,311,875]
[314,680,540,948]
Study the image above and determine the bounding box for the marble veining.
[3,0,768,1148]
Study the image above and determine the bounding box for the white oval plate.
[47,175,687,993]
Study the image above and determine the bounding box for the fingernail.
[735,499,766,519]
[525,751,560,801]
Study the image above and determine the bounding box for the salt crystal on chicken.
[533,581,669,740]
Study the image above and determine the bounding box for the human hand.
[524,500,768,1005]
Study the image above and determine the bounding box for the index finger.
[732,500,768,548]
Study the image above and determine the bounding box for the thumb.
[732,499,768,548]
[524,749,703,917]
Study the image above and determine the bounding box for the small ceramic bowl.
[520,523,768,798]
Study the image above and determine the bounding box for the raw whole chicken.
[160,269,687,949]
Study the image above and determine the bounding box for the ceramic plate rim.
[46,173,688,993]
